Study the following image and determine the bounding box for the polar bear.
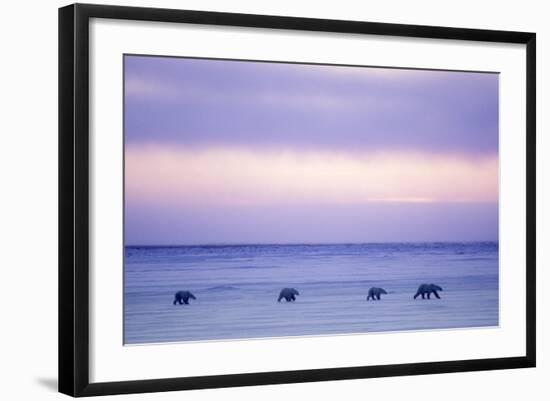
[173,290,197,305]
[278,288,300,302]
[413,283,443,300]
[366,287,387,301]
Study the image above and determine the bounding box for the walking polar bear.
[173,290,197,305]
[413,283,442,299]
[278,288,300,302]
[366,287,387,301]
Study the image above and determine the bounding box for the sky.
[124,55,499,245]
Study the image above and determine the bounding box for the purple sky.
[124,55,499,245]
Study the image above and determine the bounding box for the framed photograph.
[58,3,536,397]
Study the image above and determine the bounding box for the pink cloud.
[125,145,498,208]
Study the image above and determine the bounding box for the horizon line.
[125,240,499,248]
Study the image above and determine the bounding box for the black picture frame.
[59,3,536,397]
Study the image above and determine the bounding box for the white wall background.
[0,0,547,399]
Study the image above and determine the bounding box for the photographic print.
[123,55,499,345]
